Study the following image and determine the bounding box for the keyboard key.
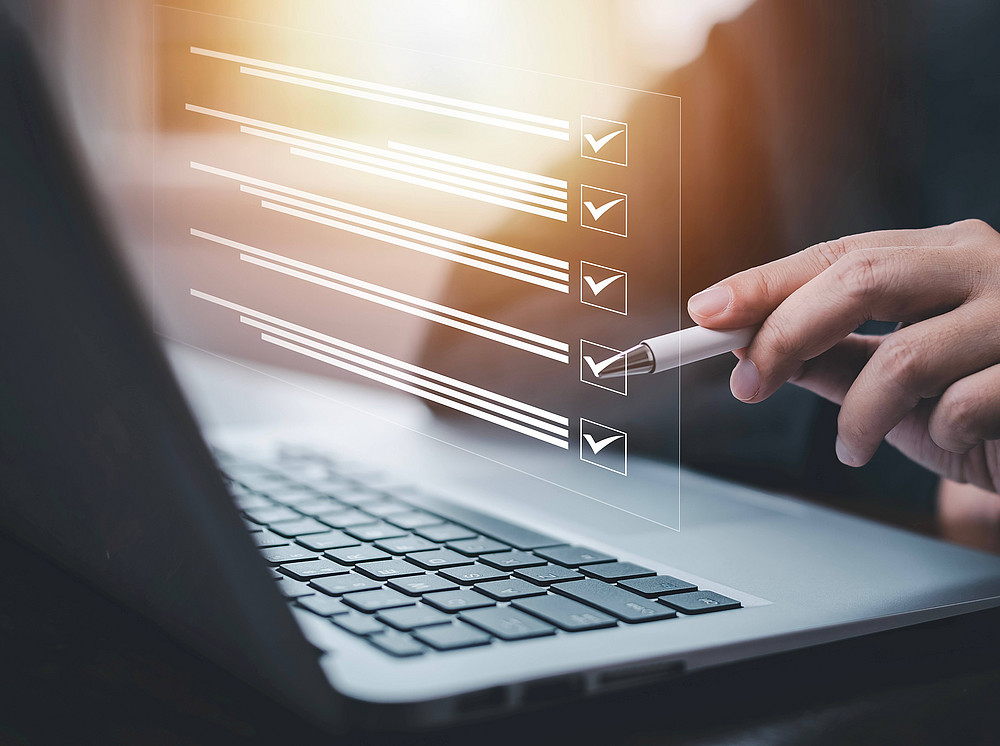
[480,551,547,569]
[413,622,492,651]
[297,595,349,617]
[446,537,510,556]
[415,523,477,542]
[269,518,333,537]
[553,580,676,623]
[244,505,299,524]
[514,565,584,585]
[251,530,289,548]
[423,590,495,612]
[267,488,321,506]
[279,559,349,581]
[293,498,344,516]
[324,545,390,564]
[234,494,271,510]
[275,578,315,598]
[318,509,375,529]
[439,564,509,585]
[460,607,555,641]
[406,549,473,569]
[377,605,452,631]
[437,509,561,550]
[619,575,697,598]
[310,573,381,596]
[534,546,615,567]
[362,500,410,517]
[387,511,444,529]
[387,575,459,596]
[334,613,386,636]
[259,545,317,565]
[343,588,415,613]
[345,523,408,541]
[296,530,360,551]
[513,595,617,632]
[474,578,547,601]
[356,559,425,580]
[580,562,656,581]
[658,590,741,614]
[268,567,283,580]
[375,535,438,554]
[368,632,426,657]
[334,489,387,507]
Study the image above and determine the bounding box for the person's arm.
[688,219,1000,494]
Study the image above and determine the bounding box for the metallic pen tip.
[595,344,655,379]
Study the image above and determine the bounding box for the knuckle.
[936,386,982,445]
[807,239,849,270]
[871,336,923,389]
[759,318,801,361]
[829,249,890,305]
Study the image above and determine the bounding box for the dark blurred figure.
[423,0,1000,509]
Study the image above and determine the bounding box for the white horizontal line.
[387,141,568,189]
[259,199,569,293]
[243,318,568,438]
[244,127,566,212]
[239,125,567,200]
[292,148,568,222]
[188,289,569,427]
[189,159,568,270]
[236,65,568,141]
[248,187,567,282]
[190,47,569,129]
[189,229,569,361]
[261,333,568,447]
[242,253,568,362]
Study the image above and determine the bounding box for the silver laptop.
[3,5,1000,734]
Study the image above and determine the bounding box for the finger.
[784,334,881,405]
[928,362,1000,454]
[835,302,1000,466]
[734,245,978,403]
[688,225,959,328]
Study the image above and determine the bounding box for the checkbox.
[581,185,627,237]
[580,418,627,476]
[581,116,627,166]
[581,261,627,315]
[580,340,627,396]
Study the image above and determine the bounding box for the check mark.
[583,433,624,454]
[583,273,623,296]
[584,129,624,153]
[583,199,624,221]
[583,354,618,376]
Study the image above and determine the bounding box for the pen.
[596,325,757,378]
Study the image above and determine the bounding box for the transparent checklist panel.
[154,6,682,530]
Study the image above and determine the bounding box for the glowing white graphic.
[579,419,628,475]
[191,229,571,363]
[190,47,571,140]
[582,433,623,454]
[190,290,570,449]
[189,161,568,291]
[580,116,629,166]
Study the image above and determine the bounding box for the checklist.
[579,418,627,475]
[580,261,627,315]
[580,340,627,395]
[581,185,627,237]
[581,116,627,166]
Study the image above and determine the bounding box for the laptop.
[3,9,1000,733]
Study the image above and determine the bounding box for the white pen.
[596,325,757,379]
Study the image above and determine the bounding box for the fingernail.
[835,436,860,467]
[730,358,760,401]
[688,285,732,318]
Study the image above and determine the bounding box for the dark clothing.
[423,0,1000,507]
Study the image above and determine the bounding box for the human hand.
[687,219,1000,494]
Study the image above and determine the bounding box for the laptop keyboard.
[216,448,741,658]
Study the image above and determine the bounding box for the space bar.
[437,505,562,550]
